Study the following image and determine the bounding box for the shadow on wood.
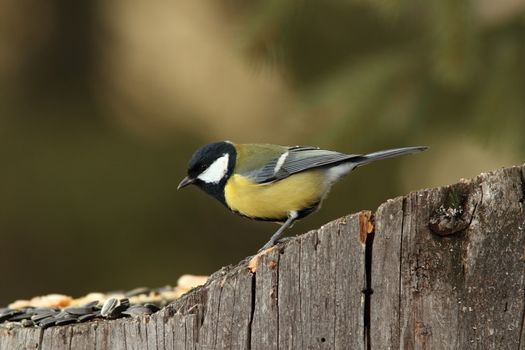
[1,165,524,349]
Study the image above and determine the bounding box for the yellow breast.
[224,170,327,220]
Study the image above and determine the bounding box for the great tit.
[178,141,427,250]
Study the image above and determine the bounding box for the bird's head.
[178,141,237,201]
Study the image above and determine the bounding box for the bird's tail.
[352,146,428,167]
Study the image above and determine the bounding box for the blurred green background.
[1,0,524,306]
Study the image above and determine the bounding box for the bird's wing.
[241,145,360,184]
[233,143,289,175]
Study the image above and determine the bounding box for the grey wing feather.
[247,147,360,184]
[242,145,427,184]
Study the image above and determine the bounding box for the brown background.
[1,0,524,305]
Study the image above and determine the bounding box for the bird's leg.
[259,214,297,252]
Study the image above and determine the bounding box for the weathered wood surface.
[1,165,524,349]
[371,165,525,350]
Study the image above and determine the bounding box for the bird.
[178,141,427,251]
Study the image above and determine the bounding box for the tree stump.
[1,164,524,349]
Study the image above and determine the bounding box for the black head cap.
[178,141,236,205]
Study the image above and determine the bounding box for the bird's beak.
[177,176,195,190]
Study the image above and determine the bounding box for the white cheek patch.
[197,153,230,184]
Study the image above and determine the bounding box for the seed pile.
[0,297,161,329]
[0,275,208,329]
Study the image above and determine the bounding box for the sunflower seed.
[144,303,160,313]
[21,309,36,316]
[54,311,70,319]
[54,311,78,324]
[101,298,118,317]
[37,317,57,329]
[9,312,32,322]
[65,307,93,316]
[110,303,129,318]
[31,311,57,322]
[55,317,77,326]
[0,310,23,323]
[99,298,129,318]
[77,312,100,323]
[32,307,59,315]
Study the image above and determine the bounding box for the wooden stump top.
[1,164,524,349]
